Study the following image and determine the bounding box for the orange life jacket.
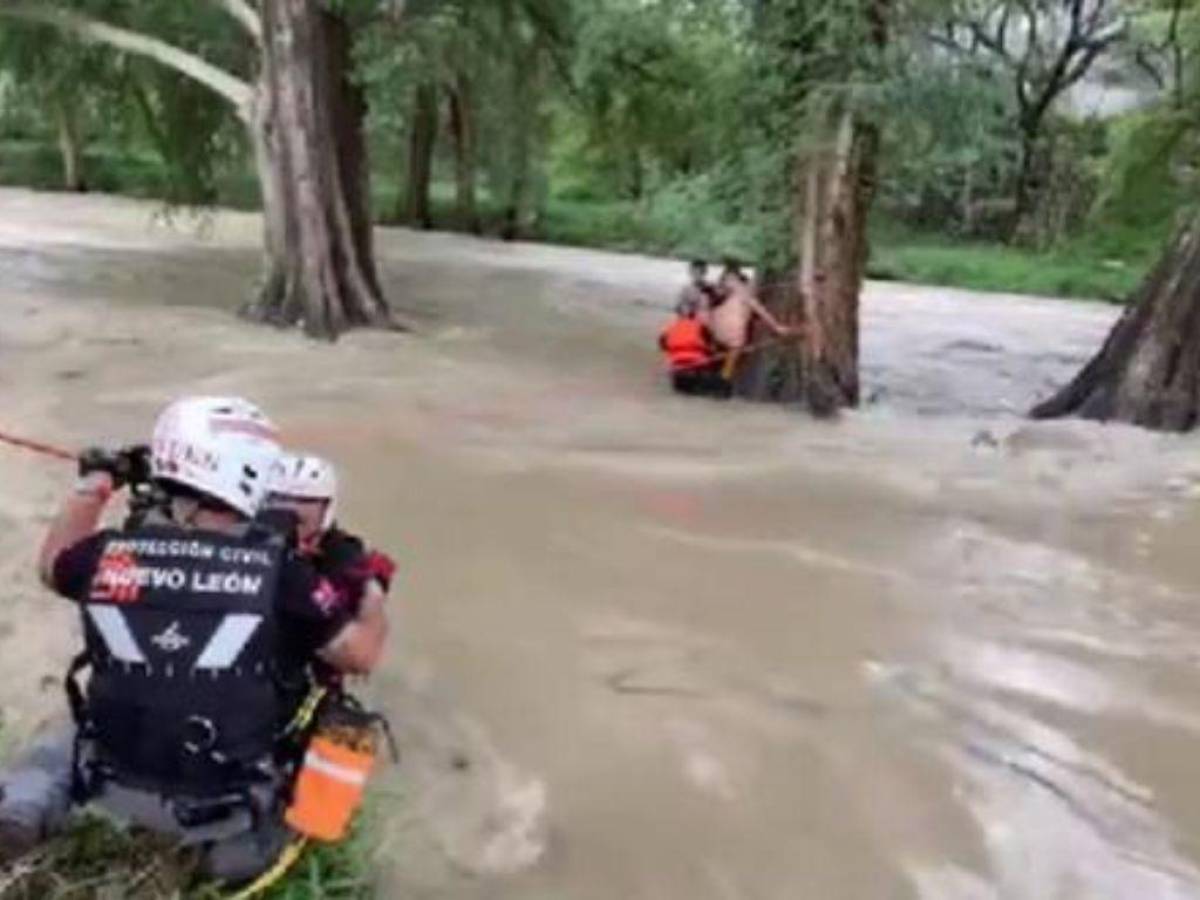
[661,318,711,371]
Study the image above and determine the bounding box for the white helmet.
[150,396,281,517]
[267,453,338,530]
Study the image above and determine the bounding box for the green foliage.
[0,0,251,204]
[567,0,743,198]
[870,222,1152,301]
[1092,103,1200,231]
[0,139,260,207]
[877,61,1019,234]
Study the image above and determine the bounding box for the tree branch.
[0,1,253,117]
[210,0,261,43]
[1060,25,1126,89]
[966,19,1015,62]
[1132,46,1166,90]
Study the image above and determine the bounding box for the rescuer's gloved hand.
[78,444,151,490]
[356,550,396,593]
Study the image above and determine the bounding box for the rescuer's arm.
[38,446,149,589]
[38,471,113,589]
[318,582,389,675]
[745,293,791,336]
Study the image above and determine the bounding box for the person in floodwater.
[0,397,389,886]
[710,262,794,381]
[261,452,396,688]
[659,296,732,399]
[678,259,716,321]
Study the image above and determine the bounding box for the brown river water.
[2,188,1200,899]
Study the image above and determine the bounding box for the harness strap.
[64,651,99,804]
[64,650,90,729]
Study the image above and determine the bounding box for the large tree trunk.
[242,0,392,339]
[1030,214,1200,430]
[736,0,888,414]
[52,94,85,192]
[399,81,437,228]
[737,107,879,415]
[447,70,480,234]
[324,7,380,297]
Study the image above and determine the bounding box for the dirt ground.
[3,188,1200,899]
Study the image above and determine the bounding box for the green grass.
[0,715,376,898]
[864,213,1175,302]
[0,811,376,899]
[867,232,1151,303]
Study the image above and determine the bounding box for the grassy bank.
[867,222,1159,303]
[0,139,1158,302]
[0,812,375,899]
[0,720,375,898]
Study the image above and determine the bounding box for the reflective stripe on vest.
[87,606,147,664]
[194,614,264,669]
[86,606,265,671]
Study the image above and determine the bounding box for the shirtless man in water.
[709,263,793,379]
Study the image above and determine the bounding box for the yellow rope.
[221,686,324,899]
[223,837,308,900]
[287,685,328,735]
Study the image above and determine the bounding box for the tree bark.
[400,81,437,228]
[447,71,480,234]
[737,0,888,414]
[241,0,393,339]
[1031,213,1200,431]
[737,107,879,414]
[1011,120,1049,246]
[52,94,84,192]
[324,7,380,296]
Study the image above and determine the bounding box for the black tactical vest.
[76,522,293,798]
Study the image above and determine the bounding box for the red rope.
[0,429,77,463]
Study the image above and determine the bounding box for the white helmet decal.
[151,397,280,517]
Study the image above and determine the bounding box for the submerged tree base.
[1031,215,1200,432]
[734,277,845,418]
[239,269,413,341]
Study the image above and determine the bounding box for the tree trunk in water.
[737,108,879,415]
[324,8,380,296]
[447,71,480,234]
[1030,214,1200,431]
[241,0,392,339]
[400,82,437,229]
[53,95,84,192]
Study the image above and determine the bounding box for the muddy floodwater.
[3,188,1200,899]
